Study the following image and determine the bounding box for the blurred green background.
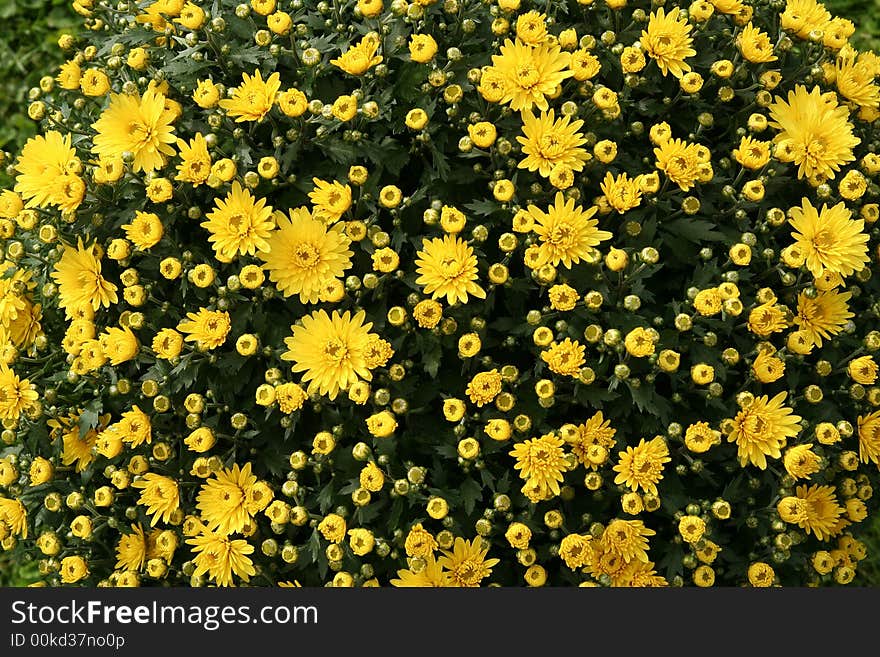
[0,0,878,586]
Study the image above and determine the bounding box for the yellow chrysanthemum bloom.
[768,85,860,181]
[510,432,568,499]
[196,462,259,536]
[218,69,281,122]
[833,49,880,109]
[0,363,38,422]
[783,443,821,480]
[600,171,642,214]
[132,473,180,526]
[115,524,148,572]
[122,211,164,250]
[777,484,844,541]
[331,33,383,75]
[177,308,231,350]
[175,133,212,186]
[737,22,777,63]
[414,234,486,305]
[788,198,869,278]
[780,0,831,39]
[92,87,177,173]
[541,338,586,377]
[654,137,702,191]
[732,135,771,170]
[308,178,352,222]
[527,193,611,268]
[848,356,878,385]
[517,109,588,178]
[437,537,500,587]
[640,7,696,78]
[14,131,83,211]
[752,349,785,383]
[613,436,671,496]
[601,519,655,564]
[487,38,572,111]
[187,526,256,586]
[794,289,853,347]
[281,309,374,400]
[201,181,274,261]
[258,208,352,304]
[728,392,803,469]
[51,238,118,316]
[390,556,449,587]
[465,369,503,407]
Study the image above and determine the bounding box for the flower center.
[293,243,321,268]
[323,338,349,364]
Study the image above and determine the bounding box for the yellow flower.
[409,33,438,63]
[600,172,642,214]
[184,426,216,453]
[570,48,601,80]
[151,328,183,360]
[466,369,503,407]
[437,537,500,587]
[132,473,179,526]
[99,325,139,365]
[219,69,281,122]
[684,422,717,453]
[122,211,164,250]
[858,410,880,465]
[257,208,352,304]
[177,308,231,350]
[601,519,655,564]
[196,462,258,536]
[728,392,802,469]
[175,133,212,186]
[654,137,702,191]
[794,289,853,348]
[624,327,655,357]
[57,60,81,89]
[641,7,696,78]
[752,349,785,383]
[487,38,572,111]
[390,556,449,587]
[366,410,397,437]
[510,432,568,499]
[80,68,110,96]
[783,443,821,480]
[331,94,358,121]
[0,497,27,538]
[769,85,860,181]
[737,22,777,63]
[0,363,38,422]
[541,338,586,377]
[308,178,352,222]
[414,234,486,305]
[51,238,118,316]
[613,436,671,496]
[788,198,869,278]
[92,87,177,173]
[318,513,347,543]
[60,555,89,584]
[359,462,385,492]
[517,109,589,178]
[187,526,256,586]
[202,182,274,261]
[331,33,382,75]
[848,356,878,385]
[468,121,497,149]
[834,50,880,109]
[115,524,147,571]
[14,131,83,211]
[528,192,610,269]
[777,484,843,541]
[281,309,374,400]
[193,79,220,108]
[747,301,789,337]
[732,135,771,170]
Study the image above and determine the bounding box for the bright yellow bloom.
[437,537,499,587]
[0,363,38,422]
[641,7,696,78]
[308,178,352,223]
[848,356,878,385]
[654,137,702,191]
[122,211,164,250]
[257,208,352,304]
[14,131,83,211]
[834,50,880,108]
[777,484,843,540]
[51,238,118,315]
[414,235,486,305]
[175,133,212,186]
[466,369,503,407]
[331,33,382,75]
[728,392,802,469]
[218,69,281,122]
[92,88,177,173]
[788,198,869,278]
[858,410,880,465]
[600,171,642,214]
[780,0,831,39]
[0,497,27,538]
[487,38,572,111]
[794,289,853,347]
[177,308,231,350]
[187,525,256,586]
[541,338,586,377]
[783,443,821,480]
[196,462,259,536]
[733,135,771,170]
[510,432,568,500]
[737,22,777,63]
[132,473,180,526]
[116,524,148,571]
[613,436,671,496]
[769,85,860,181]
[528,192,611,268]
[517,109,588,178]
[202,182,274,261]
[601,519,655,563]
[281,309,374,400]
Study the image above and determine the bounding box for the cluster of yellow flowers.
[0,0,879,587]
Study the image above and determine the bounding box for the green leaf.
[460,477,482,516]
[660,217,725,243]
